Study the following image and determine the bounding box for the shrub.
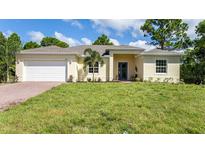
[163,77,174,83]
[68,75,73,82]
[97,77,102,82]
[87,78,91,82]
[135,77,141,82]
[130,75,136,81]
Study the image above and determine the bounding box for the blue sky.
[0,19,203,50]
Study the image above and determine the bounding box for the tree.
[93,34,113,45]
[140,19,192,50]
[40,37,69,48]
[56,41,69,48]
[40,37,59,46]
[195,21,205,61]
[0,32,22,82]
[181,20,205,84]
[83,48,104,81]
[0,32,7,82]
[181,49,199,83]
[23,41,40,49]
[196,21,205,36]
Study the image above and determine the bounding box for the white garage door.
[24,61,66,81]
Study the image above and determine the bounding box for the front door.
[118,62,128,80]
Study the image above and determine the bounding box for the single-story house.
[16,45,181,82]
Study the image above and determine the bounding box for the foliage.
[196,21,205,36]
[0,32,22,82]
[0,83,205,133]
[40,37,59,46]
[181,20,205,84]
[93,34,113,45]
[83,48,104,81]
[140,19,192,50]
[0,32,7,82]
[68,75,73,82]
[56,41,69,48]
[40,37,69,48]
[23,41,40,50]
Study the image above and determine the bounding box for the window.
[89,62,99,73]
[156,60,167,73]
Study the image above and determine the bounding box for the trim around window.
[155,59,167,74]
[89,62,99,73]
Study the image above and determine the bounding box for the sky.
[0,19,203,50]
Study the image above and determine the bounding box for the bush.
[130,75,136,81]
[97,77,102,82]
[87,78,91,82]
[135,77,141,82]
[163,77,174,83]
[68,75,73,82]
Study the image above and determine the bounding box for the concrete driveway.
[0,82,61,111]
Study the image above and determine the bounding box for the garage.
[24,61,66,81]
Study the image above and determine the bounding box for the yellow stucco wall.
[113,54,136,80]
[77,57,109,81]
[16,53,181,83]
[143,55,180,82]
[135,56,144,79]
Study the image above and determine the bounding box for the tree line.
[0,19,205,84]
[24,34,114,50]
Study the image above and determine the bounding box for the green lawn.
[0,82,205,133]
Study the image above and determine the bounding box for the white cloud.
[28,31,45,43]
[110,38,120,45]
[91,20,111,35]
[91,19,205,39]
[55,32,94,46]
[62,19,83,29]
[90,19,145,37]
[54,32,81,47]
[129,40,156,51]
[183,19,203,39]
[81,37,92,45]
[3,30,13,38]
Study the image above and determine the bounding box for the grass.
[0,82,205,134]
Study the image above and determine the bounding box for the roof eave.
[140,53,182,56]
[108,48,145,51]
[16,52,79,55]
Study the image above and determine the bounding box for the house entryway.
[118,62,128,80]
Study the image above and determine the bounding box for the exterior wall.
[142,55,180,82]
[16,54,78,82]
[16,53,181,83]
[109,53,114,81]
[77,57,109,81]
[113,54,136,80]
[15,59,24,82]
[135,56,144,80]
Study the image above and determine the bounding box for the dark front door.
[118,62,128,80]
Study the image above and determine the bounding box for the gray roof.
[141,48,182,56]
[18,45,181,56]
[18,46,78,55]
[18,45,145,55]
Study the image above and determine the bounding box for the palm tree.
[83,48,104,81]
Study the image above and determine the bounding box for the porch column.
[109,53,114,81]
[66,58,69,82]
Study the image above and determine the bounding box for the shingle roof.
[18,45,145,55]
[18,45,182,56]
[141,48,182,56]
[18,46,78,55]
